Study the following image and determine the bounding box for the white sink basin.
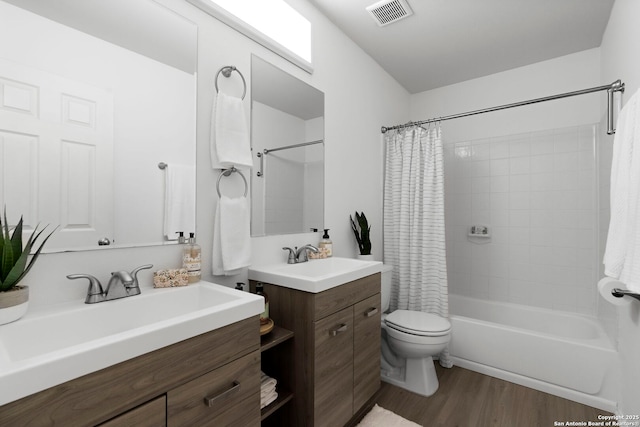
[0,282,263,405]
[249,257,382,293]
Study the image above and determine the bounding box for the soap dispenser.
[319,229,333,257]
[183,232,201,283]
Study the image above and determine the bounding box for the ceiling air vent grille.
[366,0,413,27]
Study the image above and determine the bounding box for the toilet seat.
[385,310,451,337]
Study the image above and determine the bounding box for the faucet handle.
[128,264,153,295]
[67,274,104,304]
[130,264,153,283]
[282,247,296,264]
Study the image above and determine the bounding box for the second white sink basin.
[0,282,263,405]
[249,257,382,293]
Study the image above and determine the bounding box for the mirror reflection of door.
[0,59,114,247]
[0,0,197,251]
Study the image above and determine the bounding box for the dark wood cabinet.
[260,325,295,426]
[0,317,261,427]
[99,396,167,427]
[253,273,381,427]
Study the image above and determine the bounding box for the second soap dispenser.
[183,232,201,283]
[319,229,333,257]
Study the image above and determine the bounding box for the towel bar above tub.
[216,167,248,198]
[214,65,247,100]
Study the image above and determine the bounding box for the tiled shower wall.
[444,124,599,315]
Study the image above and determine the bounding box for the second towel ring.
[214,65,247,100]
[216,167,248,198]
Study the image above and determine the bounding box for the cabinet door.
[313,306,354,427]
[99,395,166,427]
[167,350,260,427]
[353,293,381,410]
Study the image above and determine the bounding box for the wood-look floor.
[375,365,611,427]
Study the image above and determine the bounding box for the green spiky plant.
[0,209,55,292]
[350,211,371,256]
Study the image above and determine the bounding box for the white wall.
[410,49,603,143]
[599,0,640,416]
[20,0,409,308]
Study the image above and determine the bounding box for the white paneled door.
[0,58,114,248]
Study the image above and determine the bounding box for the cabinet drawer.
[167,350,260,427]
[353,293,381,410]
[99,395,166,427]
[313,273,380,320]
[313,307,353,427]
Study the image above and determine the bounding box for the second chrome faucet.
[282,245,319,264]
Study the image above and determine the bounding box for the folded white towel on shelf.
[260,389,278,409]
[260,372,277,398]
[212,195,251,276]
[604,88,640,292]
[210,92,252,169]
[163,164,195,240]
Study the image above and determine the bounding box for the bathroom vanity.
[251,271,381,427]
[0,282,264,426]
[0,317,260,426]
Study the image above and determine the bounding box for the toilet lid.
[385,310,451,336]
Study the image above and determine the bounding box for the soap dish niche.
[468,225,491,243]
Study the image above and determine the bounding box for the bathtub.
[448,294,617,412]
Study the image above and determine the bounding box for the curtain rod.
[262,139,323,154]
[381,79,625,135]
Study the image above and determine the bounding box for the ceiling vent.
[366,0,413,27]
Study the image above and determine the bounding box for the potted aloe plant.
[0,209,55,325]
[350,211,372,259]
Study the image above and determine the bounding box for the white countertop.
[0,281,263,405]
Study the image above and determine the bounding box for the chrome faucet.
[67,264,153,304]
[282,245,319,264]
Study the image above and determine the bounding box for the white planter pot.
[356,254,374,261]
[0,285,29,325]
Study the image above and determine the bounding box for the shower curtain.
[383,124,452,368]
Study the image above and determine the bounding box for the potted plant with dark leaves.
[350,211,372,259]
[0,209,55,325]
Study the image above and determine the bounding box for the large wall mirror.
[250,55,324,236]
[0,0,197,252]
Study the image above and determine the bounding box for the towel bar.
[216,167,248,198]
[214,65,247,100]
[611,288,640,302]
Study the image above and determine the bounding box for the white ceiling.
[308,0,615,94]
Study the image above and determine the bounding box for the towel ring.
[214,66,247,100]
[216,167,248,198]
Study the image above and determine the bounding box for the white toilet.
[380,264,451,396]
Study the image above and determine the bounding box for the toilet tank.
[381,264,393,313]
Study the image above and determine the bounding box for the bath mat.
[357,404,422,427]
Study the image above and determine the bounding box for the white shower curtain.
[383,124,452,368]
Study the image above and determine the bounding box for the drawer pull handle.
[204,380,240,407]
[330,323,347,336]
[365,307,378,317]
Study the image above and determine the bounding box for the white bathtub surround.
[604,88,640,293]
[449,294,617,412]
[444,124,598,314]
[383,124,452,367]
